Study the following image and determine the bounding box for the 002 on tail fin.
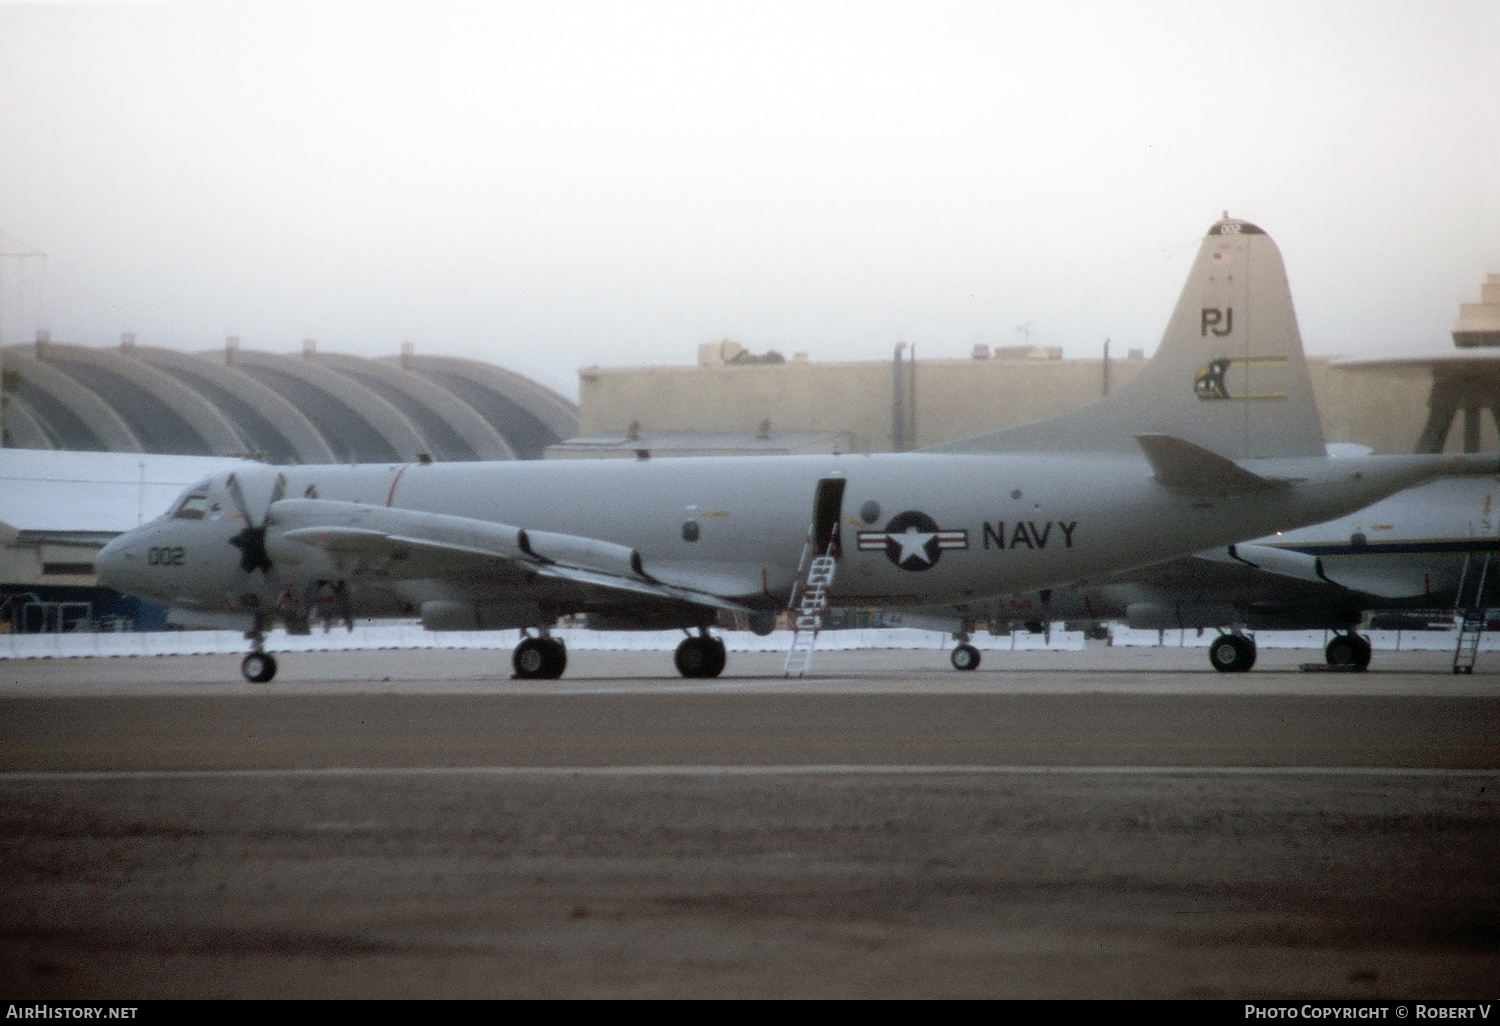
[930,216,1326,459]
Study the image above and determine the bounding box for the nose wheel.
[513,636,567,679]
[950,643,981,671]
[241,651,277,683]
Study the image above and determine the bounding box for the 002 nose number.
[148,546,186,566]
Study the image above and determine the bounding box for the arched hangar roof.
[130,346,336,464]
[390,354,578,461]
[1,341,577,464]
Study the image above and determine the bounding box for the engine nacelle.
[586,609,706,631]
[420,600,549,631]
[1126,602,1238,630]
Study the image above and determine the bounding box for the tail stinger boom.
[932,215,1327,460]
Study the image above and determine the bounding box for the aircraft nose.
[95,533,140,593]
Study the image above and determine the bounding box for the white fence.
[0,621,1481,661]
[1107,626,1478,652]
[0,622,1085,660]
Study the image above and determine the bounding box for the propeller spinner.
[226,471,287,575]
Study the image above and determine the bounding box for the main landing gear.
[241,622,277,683]
[1208,632,1256,673]
[513,633,567,679]
[675,630,727,678]
[1324,631,1372,670]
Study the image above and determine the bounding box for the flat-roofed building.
[572,346,1459,457]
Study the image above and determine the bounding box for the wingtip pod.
[931,213,1326,460]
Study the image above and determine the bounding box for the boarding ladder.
[1453,551,1493,674]
[784,540,838,678]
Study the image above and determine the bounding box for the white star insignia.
[893,526,937,565]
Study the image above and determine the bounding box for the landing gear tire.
[1352,634,1372,669]
[1326,634,1371,671]
[950,644,981,671]
[1209,634,1255,673]
[514,637,566,679]
[675,636,726,679]
[242,651,277,683]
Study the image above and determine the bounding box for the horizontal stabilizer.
[1135,433,1285,492]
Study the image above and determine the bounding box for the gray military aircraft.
[95,215,1493,682]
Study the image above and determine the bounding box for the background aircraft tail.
[930,215,1327,458]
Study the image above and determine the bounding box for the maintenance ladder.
[1453,551,1494,674]
[784,544,837,678]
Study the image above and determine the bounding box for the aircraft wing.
[1197,542,1326,584]
[267,498,753,612]
[1308,554,1432,600]
[1196,542,1430,599]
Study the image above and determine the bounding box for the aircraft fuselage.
[100,449,1456,622]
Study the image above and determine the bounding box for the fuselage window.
[173,493,211,520]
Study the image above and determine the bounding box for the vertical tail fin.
[931,216,1326,458]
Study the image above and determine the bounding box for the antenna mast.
[0,231,48,449]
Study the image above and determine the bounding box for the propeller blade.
[225,472,255,524]
[268,472,288,507]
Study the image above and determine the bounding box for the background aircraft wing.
[1311,554,1435,599]
[1197,542,1433,599]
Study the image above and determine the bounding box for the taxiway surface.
[2,645,1498,997]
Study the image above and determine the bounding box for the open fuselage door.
[812,476,846,558]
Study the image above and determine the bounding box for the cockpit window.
[173,493,212,520]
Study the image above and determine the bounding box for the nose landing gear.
[241,621,277,683]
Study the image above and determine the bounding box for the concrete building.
[576,343,1144,455]
[572,344,1460,457]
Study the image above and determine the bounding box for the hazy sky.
[1,0,1496,400]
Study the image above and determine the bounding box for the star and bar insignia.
[856,510,967,572]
